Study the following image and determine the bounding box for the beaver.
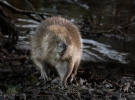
[31,17,82,86]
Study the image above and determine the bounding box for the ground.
[0,46,135,100]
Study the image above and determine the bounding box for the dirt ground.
[0,46,135,100]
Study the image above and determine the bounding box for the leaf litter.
[0,46,135,100]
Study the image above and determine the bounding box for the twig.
[24,0,41,22]
[73,0,96,30]
[0,15,18,43]
[80,20,135,37]
[0,0,52,22]
[0,31,7,43]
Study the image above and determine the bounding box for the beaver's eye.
[58,42,67,48]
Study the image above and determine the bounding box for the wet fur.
[31,17,82,86]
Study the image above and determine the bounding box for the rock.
[26,65,33,68]
[97,65,106,69]
[0,63,3,67]
[51,77,59,84]
[7,94,15,100]
[12,54,19,60]
[122,82,130,92]
[15,93,26,100]
[112,91,122,100]
[11,61,21,66]
[127,93,135,100]
[0,89,3,95]
[0,96,6,100]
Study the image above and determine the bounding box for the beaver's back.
[36,17,82,51]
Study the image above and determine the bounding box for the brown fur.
[31,17,82,86]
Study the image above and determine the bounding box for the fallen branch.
[0,5,18,45]
[73,0,96,30]
[0,0,52,22]
[1,0,134,37]
[80,20,135,37]
[0,15,18,43]
[24,0,41,22]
